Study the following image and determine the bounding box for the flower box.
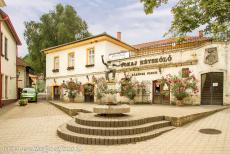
[67,66,74,70]
[52,69,59,73]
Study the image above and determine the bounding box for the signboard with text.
[108,51,130,61]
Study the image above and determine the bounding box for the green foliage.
[68,91,77,99]
[66,79,82,99]
[120,74,138,101]
[93,77,119,100]
[36,80,45,92]
[96,91,103,100]
[141,0,230,41]
[141,0,168,14]
[19,99,28,106]
[24,3,91,74]
[159,71,199,100]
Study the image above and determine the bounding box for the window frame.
[4,37,8,60]
[1,32,3,57]
[86,47,95,66]
[68,52,75,67]
[53,56,59,72]
[182,68,190,78]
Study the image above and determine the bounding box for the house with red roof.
[0,8,21,107]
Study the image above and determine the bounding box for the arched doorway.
[201,72,223,105]
[152,80,170,104]
[84,83,94,102]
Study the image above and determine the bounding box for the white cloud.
[2,0,179,56]
[87,1,174,45]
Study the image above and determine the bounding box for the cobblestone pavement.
[0,101,230,154]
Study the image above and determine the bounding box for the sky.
[3,0,181,57]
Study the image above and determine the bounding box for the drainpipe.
[0,16,9,108]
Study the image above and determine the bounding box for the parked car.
[20,88,37,102]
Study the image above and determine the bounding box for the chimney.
[116,32,121,40]
[199,30,203,37]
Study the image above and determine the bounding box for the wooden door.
[53,86,60,100]
[201,72,223,105]
[152,80,170,104]
[84,84,94,102]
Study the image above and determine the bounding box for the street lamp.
[10,72,20,80]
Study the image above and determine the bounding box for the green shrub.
[19,99,28,106]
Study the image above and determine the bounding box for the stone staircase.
[57,113,175,145]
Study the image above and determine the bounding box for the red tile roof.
[133,36,209,49]
[16,57,30,67]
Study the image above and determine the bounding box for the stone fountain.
[93,81,130,115]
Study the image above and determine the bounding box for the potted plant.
[68,90,76,102]
[159,70,198,106]
[120,73,138,104]
[19,99,28,106]
[66,78,77,102]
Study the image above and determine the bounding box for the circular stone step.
[57,124,175,145]
[75,113,165,127]
[66,119,171,136]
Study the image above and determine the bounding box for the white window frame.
[87,48,95,65]
[54,56,59,70]
[68,52,75,67]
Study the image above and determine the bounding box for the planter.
[176,99,184,106]
[68,98,75,103]
[101,93,117,105]
[74,95,84,103]
[19,99,28,106]
[129,99,135,105]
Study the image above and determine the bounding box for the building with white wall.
[44,32,230,105]
[44,33,134,101]
[0,9,21,106]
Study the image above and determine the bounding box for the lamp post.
[10,72,20,80]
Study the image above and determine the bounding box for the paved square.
[0,101,230,154]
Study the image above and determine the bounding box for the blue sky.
[3,0,180,57]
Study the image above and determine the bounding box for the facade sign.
[108,51,130,61]
[204,47,218,65]
[120,55,172,68]
[132,71,157,76]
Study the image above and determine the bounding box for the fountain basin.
[93,104,130,115]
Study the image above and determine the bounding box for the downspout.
[16,46,18,99]
[0,20,2,108]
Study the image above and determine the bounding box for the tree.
[24,4,91,74]
[141,0,230,41]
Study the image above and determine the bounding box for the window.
[4,37,8,60]
[182,68,189,78]
[54,57,59,69]
[5,76,8,99]
[87,48,95,66]
[68,52,75,69]
[53,57,59,72]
